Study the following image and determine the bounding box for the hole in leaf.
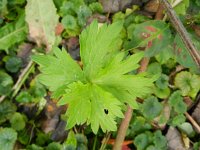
[104,109,108,115]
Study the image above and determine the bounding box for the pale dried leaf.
[25,0,59,51]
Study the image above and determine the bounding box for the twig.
[100,132,111,150]
[12,61,35,98]
[0,95,6,103]
[155,3,164,20]
[112,106,133,150]
[185,112,200,133]
[113,57,150,150]
[0,61,35,103]
[160,0,200,67]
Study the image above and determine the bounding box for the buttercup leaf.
[33,21,154,133]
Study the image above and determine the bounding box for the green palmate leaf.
[33,21,154,133]
[80,20,123,80]
[174,71,200,98]
[126,20,171,57]
[25,0,59,50]
[32,47,84,98]
[0,128,17,150]
[0,14,27,52]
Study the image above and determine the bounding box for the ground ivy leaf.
[0,71,13,96]
[171,114,186,126]
[0,100,17,124]
[0,128,17,150]
[169,91,187,114]
[142,96,163,120]
[155,74,169,90]
[153,130,167,149]
[174,71,200,98]
[25,0,59,50]
[9,112,26,131]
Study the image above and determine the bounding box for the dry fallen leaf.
[25,0,59,51]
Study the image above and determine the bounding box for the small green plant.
[32,20,154,133]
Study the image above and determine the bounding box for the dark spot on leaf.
[35,19,39,22]
[104,109,108,114]
[147,41,153,48]
[145,26,157,32]
[157,34,162,40]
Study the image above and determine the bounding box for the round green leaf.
[0,128,17,150]
[178,122,195,137]
[0,71,13,96]
[47,142,62,150]
[169,91,187,113]
[174,71,200,98]
[5,56,22,73]
[61,15,77,30]
[134,133,149,150]
[147,62,162,76]
[0,100,17,124]
[154,86,171,99]
[142,96,163,120]
[10,112,26,131]
[153,130,167,148]
[155,74,169,90]
[16,91,33,103]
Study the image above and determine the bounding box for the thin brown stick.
[112,106,133,150]
[160,0,200,67]
[185,112,200,133]
[113,58,150,150]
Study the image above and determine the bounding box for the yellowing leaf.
[25,0,59,50]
